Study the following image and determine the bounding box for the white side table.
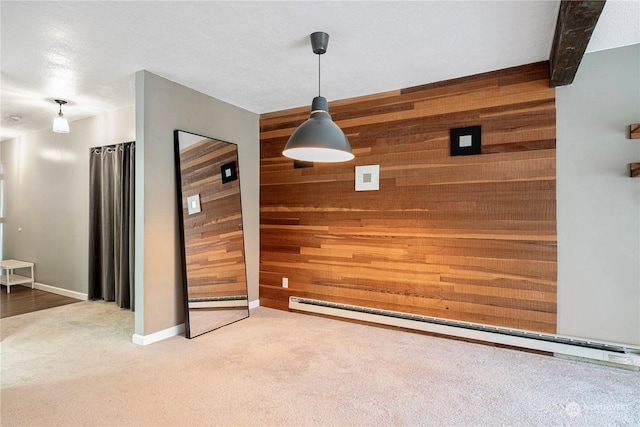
[0,260,35,294]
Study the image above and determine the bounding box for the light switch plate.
[187,194,201,215]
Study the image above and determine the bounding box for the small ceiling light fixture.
[282,32,354,163]
[52,99,69,133]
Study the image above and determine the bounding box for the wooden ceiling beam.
[549,0,606,88]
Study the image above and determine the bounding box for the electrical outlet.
[282,277,288,288]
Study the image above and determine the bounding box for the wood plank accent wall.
[259,62,557,333]
[179,139,247,299]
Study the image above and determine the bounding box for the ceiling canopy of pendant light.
[282,32,354,163]
[53,99,69,133]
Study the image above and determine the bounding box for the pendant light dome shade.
[53,99,69,133]
[283,96,354,162]
[282,32,353,163]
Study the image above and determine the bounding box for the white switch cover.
[282,277,289,288]
[187,194,201,215]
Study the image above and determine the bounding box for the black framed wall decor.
[450,125,481,156]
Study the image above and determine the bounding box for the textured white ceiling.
[1,1,639,141]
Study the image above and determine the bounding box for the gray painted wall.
[1,106,135,294]
[556,43,640,346]
[135,71,260,337]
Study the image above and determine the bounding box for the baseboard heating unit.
[289,297,640,369]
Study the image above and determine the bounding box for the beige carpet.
[1,301,638,426]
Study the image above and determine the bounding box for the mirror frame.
[173,130,249,338]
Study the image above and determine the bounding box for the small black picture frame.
[220,161,237,183]
[450,125,481,156]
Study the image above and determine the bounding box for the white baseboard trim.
[33,282,88,301]
[132,300,258,345]
[132,323,185,346]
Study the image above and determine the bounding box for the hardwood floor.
[1,285,80,319]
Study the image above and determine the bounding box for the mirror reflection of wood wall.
[175,131,249,338]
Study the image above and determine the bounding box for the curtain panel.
[88,142,135,309]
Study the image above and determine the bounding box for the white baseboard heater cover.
[289,297,640,368]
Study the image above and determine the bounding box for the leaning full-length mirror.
[174,130,249,338]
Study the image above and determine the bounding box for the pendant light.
[283,32,354,163]
[52,99,69,133]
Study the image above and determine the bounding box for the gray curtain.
[89,142,135,310]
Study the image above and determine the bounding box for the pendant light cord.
[318,54,322,97]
